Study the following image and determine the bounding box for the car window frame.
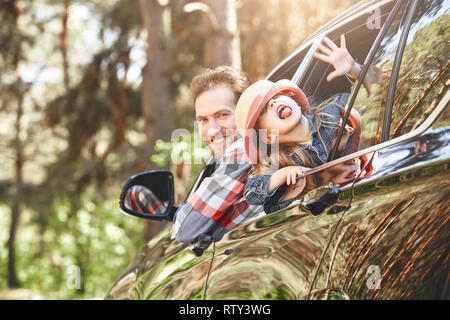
[328,0,407,160]
[263,0,450,214]
[380,0,420,142]
[266,0,396,82]
[268,0,403,160]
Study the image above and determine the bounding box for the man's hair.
[190,66,249,105]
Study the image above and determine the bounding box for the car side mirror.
[300,183,340,216]
[119,170,176,221]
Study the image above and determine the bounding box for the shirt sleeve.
[172,147,263,244]
[244,170,296,214]
[244,171,274,205]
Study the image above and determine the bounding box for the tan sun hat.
[235,79,310,163]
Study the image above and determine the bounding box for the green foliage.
[390,12,449,136]
[151,132,211,168]
[0,191,145,299]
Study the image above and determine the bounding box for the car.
[106,0,449,300]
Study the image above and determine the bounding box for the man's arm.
[172,144,263,244]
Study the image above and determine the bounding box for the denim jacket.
[244,93,351,213]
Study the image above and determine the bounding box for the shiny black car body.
[107,0,449,300]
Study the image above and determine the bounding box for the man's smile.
[211,136,225,144]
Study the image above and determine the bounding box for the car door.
[107,160,219,300]
[306,0,450,299]
[201,0,405,300]
[108,0,448,300]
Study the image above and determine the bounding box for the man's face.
[195,85,238,159]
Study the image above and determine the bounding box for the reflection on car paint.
[107,0,450,300]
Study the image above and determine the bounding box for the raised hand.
[363,58,392,97]
[314,35,357,82]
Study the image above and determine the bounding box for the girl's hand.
[284,166,307,190]
[314,35,357,82]
[363,58,392,97]
[281,166,308,201]
[268,166,308,194]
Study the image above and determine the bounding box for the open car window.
[274,1,409,193]
[300,1,397,102]
[289,0,449,193]
[349,0,410,150]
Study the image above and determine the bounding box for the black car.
[107,0,449,300]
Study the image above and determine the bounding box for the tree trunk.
[204,0,241,69]
[7,78,24,289]
[140,0,171,241]
[5,0,23,289]
[60,0,70,90]
[7,201,21,288]
[8,70,24,289]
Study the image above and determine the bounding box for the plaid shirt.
[172,138,264,244]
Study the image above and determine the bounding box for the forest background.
[0,0,359,299]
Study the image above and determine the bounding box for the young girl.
[235,35,390,213]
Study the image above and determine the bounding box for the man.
[172,66,264,244]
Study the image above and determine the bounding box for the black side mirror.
[119,170,176,221]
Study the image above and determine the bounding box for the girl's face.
[257,93,310,144]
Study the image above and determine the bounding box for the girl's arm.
[268,166,307,195]
[245,166,308,207]
[314,35,391,96]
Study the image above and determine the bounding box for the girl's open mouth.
[277,104,292,119]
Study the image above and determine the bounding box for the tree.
[0,0,26,289]
[203,0,241,69]
[139,0,172,240]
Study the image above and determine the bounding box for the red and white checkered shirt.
[172,138,264,244]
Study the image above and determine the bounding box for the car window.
[301,1,397,102]
[276,2,410,201]
[267,43,313,82]
[297,1,449,198]
[389,0,449,138]
[351,0,411,150]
